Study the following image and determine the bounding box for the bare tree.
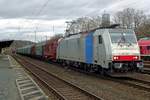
[134,10,146,30]
[114,11,124,27]
[137,16,150,36]
[113,8,146,29]
[65,16,102,36]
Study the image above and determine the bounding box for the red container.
[138,39,150,56]
[43,37,61,61]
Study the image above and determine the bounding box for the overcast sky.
[0,0,149,42]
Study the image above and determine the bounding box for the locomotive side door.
[96,35,106,67]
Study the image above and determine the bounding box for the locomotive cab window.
[98,35,102,44]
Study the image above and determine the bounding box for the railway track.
[115,77,150,92]
[141,61,150,75]
[69,67,150,92]
[14,55,150,93]
[13,55,103,100]
[62,63,150,92]
[141,68,150,75]
[144,61,150,68]
[144,61,150,64]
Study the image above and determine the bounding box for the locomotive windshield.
[110,32,137,44]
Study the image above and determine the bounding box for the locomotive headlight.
[133,56,139,60]
[114,56,117,60]
[113,56,119,60]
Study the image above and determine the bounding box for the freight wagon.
[43,37,60,61]
[17,45,33,56]
[35,42,45,58]
[138,38,150,60]
[17,37,62,61]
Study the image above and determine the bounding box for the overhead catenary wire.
[32,0,51,42]
[35,0,51,17]
[18,0,51,42]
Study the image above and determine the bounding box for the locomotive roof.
[108,29,133,33]
[64,28,134,40]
